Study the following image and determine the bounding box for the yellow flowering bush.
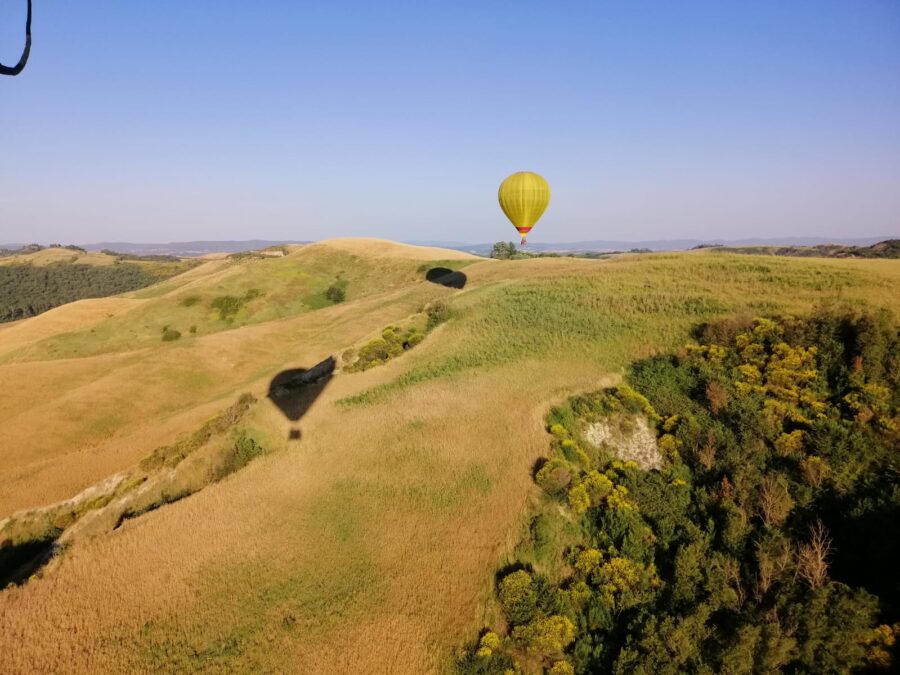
[476,631,501,657]
[512,615,575,656]
[774,430,804,456]
[549,660,575,675]
[567,483,590,515]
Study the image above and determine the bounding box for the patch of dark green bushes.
[214,429,266,479]
[100,249,181,262]
[211,288,263,321]
[0,261,184,323]
[325,282,346,303]
[161,326,182,341]
[344,325,426,372]
[426,300,451,329]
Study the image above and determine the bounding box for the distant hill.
[0,243,87,258]
[713,239,900,259]
[3,236,896,257]
[81,240,310,256]
[410,235,898,255]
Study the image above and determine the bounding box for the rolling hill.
[1,240,899,673]
[711,238,900,259]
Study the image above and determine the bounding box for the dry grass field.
[1,240,899,673]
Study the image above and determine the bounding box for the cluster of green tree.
[161,325,184,341]
[577,251,616,260]
[99,249,181,262]
[226,251,269,260]
[325,281,346,303]
[0,243,85,258]
[343,324,426,372]
[491,242,531,259]
[224,246,290,260]
[460,308,900,674]
[0,262,172,323]
[714,240,900,259]
[343,301,449,372]
[490,242,619,261]
[0,244,41,257]
[210,288,263,321]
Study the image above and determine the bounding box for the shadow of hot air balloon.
[424,267,467,289]
[267,357,335,440]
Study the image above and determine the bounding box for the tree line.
[0,262,172,323]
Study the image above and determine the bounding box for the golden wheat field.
[2,240,899,674]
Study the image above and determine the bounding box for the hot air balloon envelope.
[498,172,550,245]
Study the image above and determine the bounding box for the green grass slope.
[0,241,477,363]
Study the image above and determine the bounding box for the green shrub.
[211,295,243,321]
[161,327,181,342]
[530,514,556,561]
[358,338,390,363]
[325,284,346,303]
[346,322,430,372]
[456,644,515,675]
[498,569,538,625]
[535,458,573,495]
[511,615,575,656]
[216,430,266,479]
[211,289,263,321]
[180,295,201,307]
[491,241,518,260]
[426,300,451,329]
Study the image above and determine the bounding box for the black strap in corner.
[0,0,32,77]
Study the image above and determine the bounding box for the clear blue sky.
[1,1,898,244]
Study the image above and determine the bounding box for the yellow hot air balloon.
[498,171,550,246]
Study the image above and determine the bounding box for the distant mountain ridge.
[715,239,900,259]
[1,235,896,257]
[81,240,310,256]
[412,235,898,255]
